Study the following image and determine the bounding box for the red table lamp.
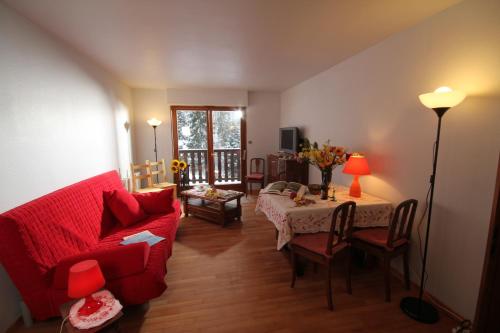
[68,260,105,316]
[342,153,371,197]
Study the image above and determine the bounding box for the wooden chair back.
[387,199,418,248]
[326,201,356,255]
[130,162,153,192]
[250,158,265,175]
[147,159,167,184]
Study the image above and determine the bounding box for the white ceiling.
[4,0,462,91]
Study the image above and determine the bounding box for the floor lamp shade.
[147,118,162,127]
[418,86,466,109]
[400,87,465,324]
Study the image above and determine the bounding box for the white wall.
[132,88,172,178]
[132,89,280,182]
[167,88,248,107]
[0,4,133,331]
[280,0,500,320]
[246,92,280,181]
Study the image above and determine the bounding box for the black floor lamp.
[147,118,162,183]
[400,87,466,324]
[147,118,162,162]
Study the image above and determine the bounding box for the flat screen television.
[279,127,300,153]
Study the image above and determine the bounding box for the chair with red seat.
[290,201,356,310]
[350,199,418,302]
[245,158,265,197]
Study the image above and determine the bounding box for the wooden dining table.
[256,185,393,250]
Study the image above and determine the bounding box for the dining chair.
[350,199,418,302]
[146,159,167,186]
[130,162,162,193]
[146,159,177,196]
[290,201,356,311]
[245,158,265,197]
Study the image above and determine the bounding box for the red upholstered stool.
[351,199,418,302]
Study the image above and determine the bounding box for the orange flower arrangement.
[296,138,347,172]
[296,138,348,200]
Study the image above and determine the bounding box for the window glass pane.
[212,111,241,149]
[176,110,208,184]
[176,111,207,150]
[212,110,241,184]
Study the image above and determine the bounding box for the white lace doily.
[68,289,123,329]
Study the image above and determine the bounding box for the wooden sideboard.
[267,154,309,185]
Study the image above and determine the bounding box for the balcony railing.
[179,148,241,185]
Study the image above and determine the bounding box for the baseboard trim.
[391,268,465,323]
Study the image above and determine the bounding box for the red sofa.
[0,171,181,320]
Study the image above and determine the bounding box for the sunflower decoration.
[170,159,189,191]
[170,159,180,174]
[178,160,187,170]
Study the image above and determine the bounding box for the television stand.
[267,154,309,184]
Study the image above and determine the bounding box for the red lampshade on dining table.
[68,260,105,316]
[343,154,371,197]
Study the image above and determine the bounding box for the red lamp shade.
[343,155,371,176]
[68,260,106,317]
[68,260,105,299]
[343,154,370,198]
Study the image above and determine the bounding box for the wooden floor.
[9,196,457,333]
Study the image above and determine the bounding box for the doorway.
[171,106,247,192]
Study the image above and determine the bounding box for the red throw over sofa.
[0,171,181,320]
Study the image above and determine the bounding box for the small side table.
[59,301,123,333]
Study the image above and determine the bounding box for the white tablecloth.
[256,185,393,250]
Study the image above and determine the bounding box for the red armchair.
[0,171,181,320]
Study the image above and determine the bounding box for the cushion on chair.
[290,233,347,256]
[153,182,174,189]
[134,187,163,193]
[352,228,407,250]
[246,173,264,180]
[104,189,147,227]
[133,188,175,215]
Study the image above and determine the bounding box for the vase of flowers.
[321,168,332,199]
[296,139,347,200]
[170,159,189,190]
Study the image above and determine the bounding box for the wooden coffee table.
[181,189,244,227]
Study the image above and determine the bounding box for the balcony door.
[171,106,247,191]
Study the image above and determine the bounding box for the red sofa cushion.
[104,189,147,226]
[133,188,175,215]
[100,201,181,250]
[52,242,150,289]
